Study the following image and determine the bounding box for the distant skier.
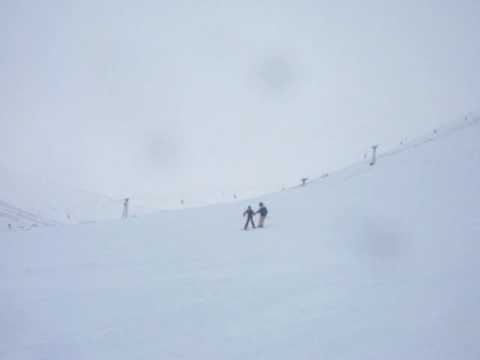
[122,198,130,219]
[243,205,256,230]
[256,202,268,228]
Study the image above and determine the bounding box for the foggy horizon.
[2,0,479,203]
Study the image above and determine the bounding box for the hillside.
[1,119,480,359]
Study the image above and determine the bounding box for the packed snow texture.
[1,120,480,359]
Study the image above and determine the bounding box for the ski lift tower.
[369,145,379,166]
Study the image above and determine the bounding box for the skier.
[243,205,256,230]
[256,202,268,228]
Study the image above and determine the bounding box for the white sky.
[1,0,479,204]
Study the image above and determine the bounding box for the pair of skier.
[243,202,268,230]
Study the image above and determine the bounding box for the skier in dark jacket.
[243,205,256,230]
[256,202,268,228]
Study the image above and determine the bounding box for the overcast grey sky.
[2,0,479,204]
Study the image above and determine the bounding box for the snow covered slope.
[2,120,480,360]
[0,199,59,230]
[0,171,144,230]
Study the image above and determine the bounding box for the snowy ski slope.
[1,119,480,359]
[0,175,139,230]
[1,118,477,230]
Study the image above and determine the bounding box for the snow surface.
[0,173,142,229]
[2,120,480,359]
